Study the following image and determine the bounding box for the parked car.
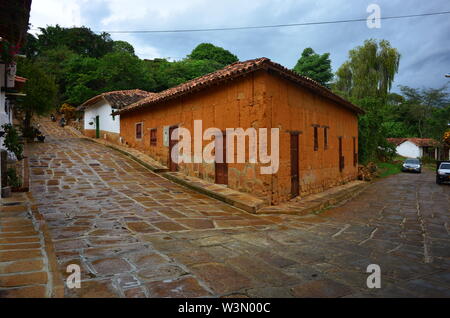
[401,158,422,173]
[436,161,450,184]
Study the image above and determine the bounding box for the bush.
[60,103,76,121]
[1,124,23,160]
[7,168,22,188]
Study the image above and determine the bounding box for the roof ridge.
[114,57,364,116]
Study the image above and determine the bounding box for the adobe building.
[114,58,364,205]
[79,89,154,144]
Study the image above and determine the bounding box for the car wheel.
[436,177,441,185]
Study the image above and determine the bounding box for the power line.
[30,10,449,34]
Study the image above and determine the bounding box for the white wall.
[396,141,421,158]
[0,63,9,151]
[83,100,120,134]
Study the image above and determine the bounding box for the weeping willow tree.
[334,39,400,100]
[334,39,401,163]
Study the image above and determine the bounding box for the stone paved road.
[25,121,450,298]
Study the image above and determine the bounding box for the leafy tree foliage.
[16,60,58,137]
[144,58,223,91]
[188,43,238,66]
[64,52,155,105]
[20,29,240,107]
[293,48,333,86]
[112,41,136,55]
[334,39,401,163]
[383,86,450,140]
[34,45,78,103]
[34,25,114,58]
[334,39,400,100]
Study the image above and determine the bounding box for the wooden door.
[339,137,344,172]
[215,131,228,185]
[168,125,178,172]
[95,116,100,138]
[290,133,300,198]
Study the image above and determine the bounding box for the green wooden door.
[95,116,100,138]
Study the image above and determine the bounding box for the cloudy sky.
[29,0,450,91]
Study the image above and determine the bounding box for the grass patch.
[377,162,402,178]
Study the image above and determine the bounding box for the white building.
[0,63,18,142]
[0,0,32,196]
[387,138,440,159]
[78,90,153,144]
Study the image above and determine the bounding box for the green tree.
[33,25,114,58]
[143,57,225,92]
[96,51,155,92]
[64,55,101,105]
[334,39,401,163]
[334,39,400,100]
[35,45,79,103]
[188,43,238,66]
[162,59,223,88]
[112,40,135,55]
[393,85,450,139]
[293,47,333,86]
[16,60,58,137]
[65,52,155,105]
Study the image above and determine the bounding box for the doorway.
[290,132,300,198]
[215,131,228,185]
[338,136,344,172]
[168,125,179,172]
[95,116,100,138]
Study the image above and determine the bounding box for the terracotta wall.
[119,70,359,205]
[120,71,272,202]
[263,72,359,204]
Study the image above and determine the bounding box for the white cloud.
[26,0,450,90]
[100,0,205,26]
[29,0,88,32]
[134,45,163,60]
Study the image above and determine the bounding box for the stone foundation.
[84,129,121,145]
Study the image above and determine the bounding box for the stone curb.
[28,194,65,298]
[81,137,169,173]
[256,181,371,216]
[162,172,265,213]
[23,144,65,297]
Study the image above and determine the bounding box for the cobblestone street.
[7,121,449,297]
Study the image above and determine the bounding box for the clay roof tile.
[114,57,363,116]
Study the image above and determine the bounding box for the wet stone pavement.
[25,121,450,298]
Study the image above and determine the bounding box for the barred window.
[150,128,157,146]
[136,123,142,139]
[314,127,319,151]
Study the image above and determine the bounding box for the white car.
[436,161,450,184]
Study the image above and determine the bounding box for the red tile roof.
[113,57,364,116]
[387,138,439,147]
[79,89,155,111]
[14,76,27,83]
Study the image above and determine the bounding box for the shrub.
[60,103,76,120]
[1,124,23,160]
[7,168,22,188]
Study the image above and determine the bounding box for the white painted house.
[78,90,153,144]
[387,138,440,159]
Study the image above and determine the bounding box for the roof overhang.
[114,58,364,116]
